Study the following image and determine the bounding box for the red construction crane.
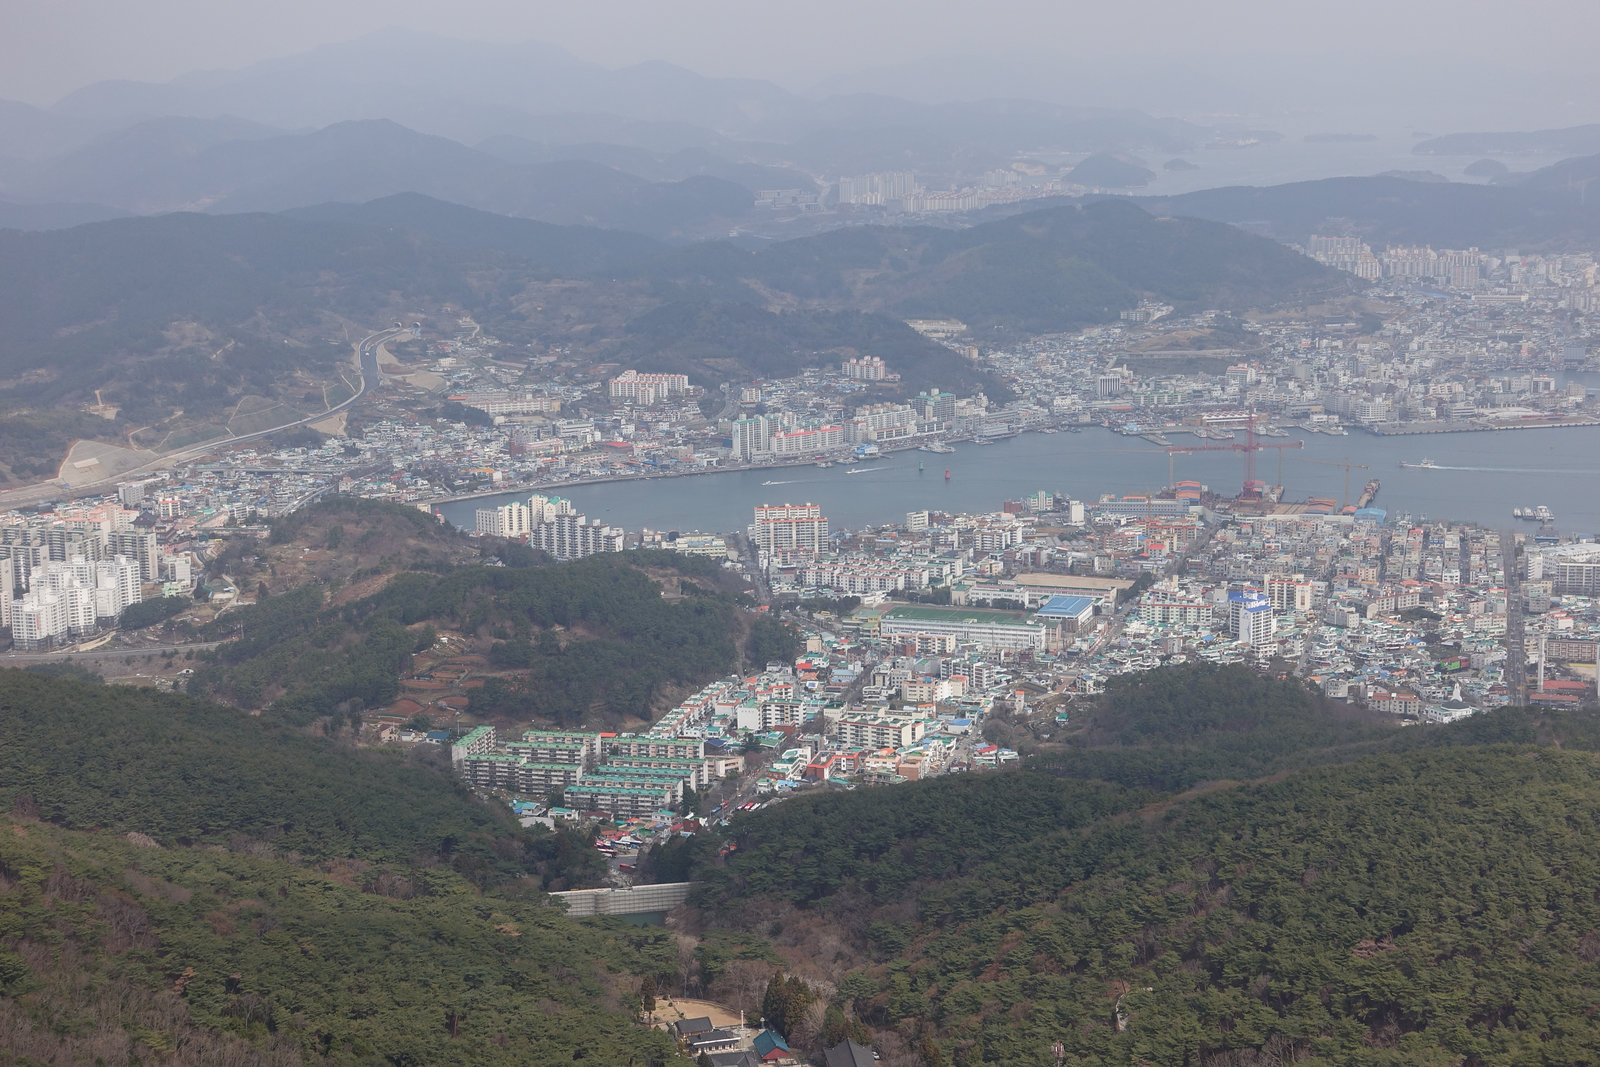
[1118,414,1303,499]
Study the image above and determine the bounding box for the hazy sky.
[6,0,1599,116]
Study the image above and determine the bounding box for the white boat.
[1535,505,1554,523]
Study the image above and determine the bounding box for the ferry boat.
[1399,458,1436,469]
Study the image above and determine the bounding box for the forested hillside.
[645,199,1358,335]
[0,195,1346,481]
[0,669,601,890]
[677,666,1600,1065]
[0,675,684,1065]
[188,542,762,729]
[1139,174,1600,249]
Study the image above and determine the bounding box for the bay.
[437,425,1600,537]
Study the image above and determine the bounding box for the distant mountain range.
[2,28,1597,255]
[644,198,1356,334]
[0,118,754,237]
[1129,157,1600,249]
[0,193,1354,477]
[1414,124,1600,157]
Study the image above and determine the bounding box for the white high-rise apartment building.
[750,503,829,558]
[476,501,533,538]
[530,514,625,560]
[10,554,142,650]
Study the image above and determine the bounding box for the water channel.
[438,424,1600,537]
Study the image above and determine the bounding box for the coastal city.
[1,241,1597,838]
[15,5,1600,1062]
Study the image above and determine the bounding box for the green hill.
[0,800,683,1066]
[0,197,1352,481]
[0,664,693,1063]
[0,668,601,890]
[0,210,523,476]
[651,199,1358,336]
[188,537,764,730]
[284,192,666,274]
[673,665,1600,1065]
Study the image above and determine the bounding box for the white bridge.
[550,881,697,917]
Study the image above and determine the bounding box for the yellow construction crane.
[1291,456,1370,510]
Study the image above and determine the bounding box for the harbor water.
[437,425,1600,537]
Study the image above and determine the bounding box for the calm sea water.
[439,425,1600,537]
[1124,133,1570,197]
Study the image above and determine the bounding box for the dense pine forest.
[674,667,1600,1066]
[11,620,1600,1066]
[0,668,683,1064]
[188,520,763,729]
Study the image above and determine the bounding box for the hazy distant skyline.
[6,0,1599,129]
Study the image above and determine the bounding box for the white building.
[751,503,830,558]
[608,370,690,406]
[531,514,625,560]
[1229,590,1276,649]
[476,501,533,538]
[11,555,142,650]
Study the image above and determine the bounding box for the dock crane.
[1291,456,1371,510]
[1115,414,1304,499]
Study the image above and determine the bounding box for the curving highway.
[0,327,402,509]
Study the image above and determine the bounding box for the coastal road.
[0,641,225,664]
[0,327,403,510]
[1504,531,1528,706]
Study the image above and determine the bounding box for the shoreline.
[420,435,955,509]
[419,415,1600,513]
[1369,416,1600,436]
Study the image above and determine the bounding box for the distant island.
[1415,123,1600,156]
[1304,132,1379,143]
[1067,152,1156,188]
[1376,169,1451,183]
[1162,158,1200,172]
[1464,158,1513,181]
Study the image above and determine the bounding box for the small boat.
[761,480,779,485]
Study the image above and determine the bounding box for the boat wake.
[1409,464,1594,474]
